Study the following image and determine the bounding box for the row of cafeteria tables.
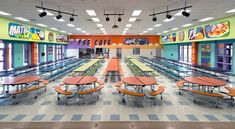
[73,59,101,75]
[128,58,154,76]
[153,56,233,81]
[104,57,122,82]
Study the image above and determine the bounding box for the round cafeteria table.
[184,76,226,87]
[122,76,157,86]
[63,76,97,85]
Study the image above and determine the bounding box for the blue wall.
[162,44,179,60]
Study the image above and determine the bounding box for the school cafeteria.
[0,0,235,129]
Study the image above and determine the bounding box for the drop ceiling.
[0,0,235,35]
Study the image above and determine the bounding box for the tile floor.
[0,59,235,122]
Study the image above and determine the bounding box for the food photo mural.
[188,26,205,40]
[162,34,170,43]
[205,21,230,38]
[30,28,45,40]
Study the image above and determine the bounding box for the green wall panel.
[13,43,24,68]
[39,44,45,63]
[162,44,179,60]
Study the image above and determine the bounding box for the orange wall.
[31,43,38,65]
[69,35,160,48]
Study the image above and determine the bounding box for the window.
[0,42,4,71]
[8,44,12,70]
[179,44,192,63]
[23,44,29,65]
[44,45,47,62]
[56,45,62,60]
[216,43,233,71]
[133,48,140,55]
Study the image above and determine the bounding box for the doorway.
[116,48,122,59]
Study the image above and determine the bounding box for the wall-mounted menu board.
[124,38,149,45]
[205,21,230,38]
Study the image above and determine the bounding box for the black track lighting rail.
[149,5,192,16]
[36,6,78,16]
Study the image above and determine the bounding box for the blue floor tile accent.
[71,114,83,121]
[163,101,173,105]
[129,114,139,121]
[51,114,64,121]
[103,101,112,105]
[110,114,120,121]
[223,115,235,121]
[91,114,101,121]
[12,114,26,121]
[185,114,199,121]
[0,114,8,120]
[41,101,52,105]
[166,114,179,121]
[204,115,219,121]
[147,114,159,121]
[112,92,118,95]
[31,114,45,121]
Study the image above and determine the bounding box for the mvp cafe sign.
[8,22,45,40]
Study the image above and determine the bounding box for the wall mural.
[56,33,68,42]
[205,21,230,38]
[30,28,45,40]
[171,33,177,42]
[8,23,30,39]
[188,26,205,40]
[178,31,185,41]
[162,34,170,43]
[201,44,211,67]
[48,32,54,41]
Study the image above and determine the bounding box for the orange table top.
[122,76,157,86]
[0,76,41,85]
[106,58,119,72]
[184,76,226,86]
[63,76,98,85]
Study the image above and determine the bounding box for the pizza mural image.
[205,21,230,38]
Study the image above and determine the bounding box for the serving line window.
[23,43,30,66]
[133,48,140,55]
[179,44,192,63]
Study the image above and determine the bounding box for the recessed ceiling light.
[132,10,142,16]
[97,24,103,27]
[82,31,87,33]
[182,23,193,27]
[154,24,162,27]
[37,9,54,16]
[124,28,129,31]
[174,10,191,16]
[226,9,235,13]
[157,33,162,35]
[0,10,11,16]
[14,17,30,22]
[129,17,137,22]
[86,10,96,16]
[50,28,58,31]
[67,24,75,27]
[60,30,66,33]
[171,28,179,31]
[148,28,154,31]
[36,23,47,27]
[92,17,100,22]
[123,30,127,33]
[100,28,105,31]
[53,17,65,22]
[102,31,106,33]
[143,31,148,33]
[163,30,169,33]
[86,33,90,35]
[76,28,81,31]
[68,33,72,35]
[126,24,132,27]
[139,33,143,35]
[199,17,214,22]
[163,17,175,22]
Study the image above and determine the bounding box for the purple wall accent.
[67,41,90,49]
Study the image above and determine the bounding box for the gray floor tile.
[129,114,139,121]
[71,114,83,121]
[41,101,52,105]
[204,115,219,121]
[51,114,64,121]
[185,114,199,121]
[91,114,101,121]
[147,114,159,121]
[166,114,179,121]
[31,114,45,121]
[103,101,112,105]
[0,114,8,120]
[223,115,235,121]
[12,114,26,121]
[110,114,120,121]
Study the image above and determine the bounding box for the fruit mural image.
[205,21,230,38]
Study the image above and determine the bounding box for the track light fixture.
[106,15,110,21]
[182,2,190,17]
[118,15,122,22]
[104,10,124,22]
[149,2,192,19]
[36,2,78,21]
[39,9,47,17]
[56,12,62,19]
[152,15,157,21]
